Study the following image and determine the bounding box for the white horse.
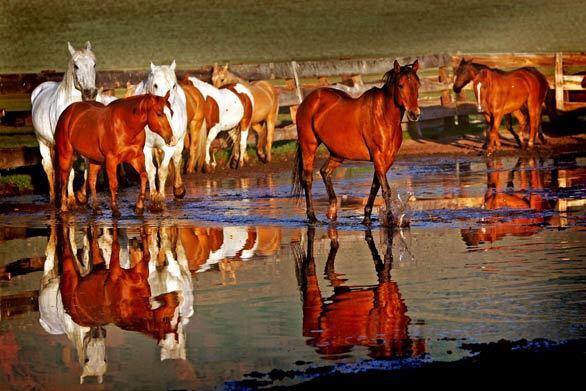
[187,76,254,172]
[134,61,188,209]
[31,41,112,206]
[147,226,194,361]
[38,225,107,384]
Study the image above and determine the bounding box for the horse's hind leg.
[320,156,343,221]
[87,163,102,214]
[237,126,250,168]
[252,123,267,163]
[373,155,394,226]
[105,156,121,218]
[527,102,542,149]
[66,168,76,209]
[506,112,523,148]
[39,141,56,203]
[301,143,319,223]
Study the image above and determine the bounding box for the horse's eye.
[85,358,89,363]
[173,83,176,89]
[157,112,163,117]
[74,65,79,70]
[93,64,96,68]
[398,84,404,89]
[154,83,158,90]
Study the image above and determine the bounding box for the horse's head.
[68,41,97,101]
[211,63,232,88]
[453,58,477,93]
[80,326,107,384]
[145,91,177,146]
[385,60,421,121]
[146,61,179,106]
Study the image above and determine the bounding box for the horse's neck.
[228,73,248,86]
[380,88,403,124]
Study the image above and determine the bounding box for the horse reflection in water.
[179,226,281,283]
[461,157,554,246]
[38,223,194,384]
[293,227,425,359]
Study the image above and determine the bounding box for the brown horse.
[54,92,176,217]
[293,227,425,359]
[179,77,208,174]
[58,224,181,347]
[212,64,280,163]
[453,59,550,152]
[292,60,420,225]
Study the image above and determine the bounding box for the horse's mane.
[382,64,418,90]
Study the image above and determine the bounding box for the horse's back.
[31,81,61,142]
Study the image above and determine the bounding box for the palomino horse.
[179,77,208,174]
[293,227,425,359]
[292,60,421,225]
[134,62,189,206]
[212,64,279,163]
[453,59,550,152]
[31,41,103,205]
[184,75,254,172]
[55,93,176,217]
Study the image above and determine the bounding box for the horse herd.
[30,41,552,224]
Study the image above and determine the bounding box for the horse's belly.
[316,123,371,161]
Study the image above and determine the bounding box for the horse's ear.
[150,62,156,72]
[412,59,419,73]
[85,41,92,51]
[68,42,76,56]
[213,62,218,70]
[393,60,401,73]
[170,60,176,71]
[224,63,229,71]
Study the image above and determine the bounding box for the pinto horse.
[212,64,280,163]
[292,60,420,225]
[184,75,254,172]
[453,59,550,152]
[293,227,425,359]
[54,92,176,217]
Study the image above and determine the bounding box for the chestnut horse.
[55,92,176,217]
[293,227,425,359]
[58,224,182,358]
[179,77,208,174]
[453,59,550,152]
[212,64,280,163]
[292,60,420,225]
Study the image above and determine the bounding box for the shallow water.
[1,154,585,389]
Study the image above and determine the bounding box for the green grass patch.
[0,134,38,148]
[0,174,33,192]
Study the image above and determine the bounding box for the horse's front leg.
[127,153,147,215]
[319,156,343,221]
[363,173,380,225]
[105,156,121,218]
[237,127,250,168]
[143,144,161,211]
[156,146,174,205]
[204,125,222,173]
[487,113,503,155]
[374,156,394,227]
[171,138,187,199]
[76,158,90,205]
[252,123,267,163]
[87,162,102,214]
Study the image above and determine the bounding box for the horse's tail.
[291,142,304,199]
[192,119,208,170]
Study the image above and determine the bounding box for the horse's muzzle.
[407,109,421,122]
[453,85,462,94]
[82,88,98,101]
[167,136,178,147]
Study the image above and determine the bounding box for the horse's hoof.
[92,207,103,215]
[258,153,268,164]
[326,208,337,221]
[229,158,239,169]
[202,164,213,174]
[75,190,88,205]
[173,185,186,199]
[134,206,145,216]
[362,217,372,225]
[307,213,318,224]
[112,209,122,219]
[150,202,164,213]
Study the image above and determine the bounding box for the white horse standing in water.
[187,76,254,172]
[31,41,112,206]
[134,62,187,209]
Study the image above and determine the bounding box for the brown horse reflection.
[461,158,553,246]
[293,227,425,359]
[58,224,181,345]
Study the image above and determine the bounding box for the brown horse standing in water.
[292,60,420,225]
[179,77,208,174]
[212,64,280,163]
[453,59,551,152]
[55,92,176,217]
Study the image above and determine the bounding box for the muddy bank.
[234,339,586,389]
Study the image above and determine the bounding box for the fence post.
[438,66,452,106]
[555,52,564,112]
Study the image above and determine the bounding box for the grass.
[1,1,585,73]
[0,174,33,192]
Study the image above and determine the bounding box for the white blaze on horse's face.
[68,41,97,101]
[476,82,483,112]
[147,61,178,108]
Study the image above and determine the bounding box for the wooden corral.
[0,52,585,169]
